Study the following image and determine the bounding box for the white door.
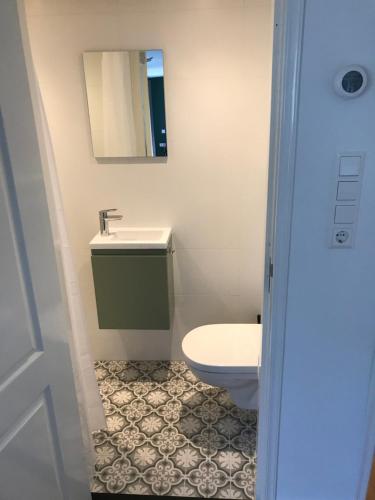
[0,1,90,499]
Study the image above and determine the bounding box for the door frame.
[256,1,305,498]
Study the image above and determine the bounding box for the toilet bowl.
[182,323,262,410]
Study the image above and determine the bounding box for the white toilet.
[182,323,262,410]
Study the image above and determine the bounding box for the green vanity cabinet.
[91,247,174,330]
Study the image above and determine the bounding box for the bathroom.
[5,0,375,499]
[24,0,273,497]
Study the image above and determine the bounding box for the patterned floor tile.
[170,444,205,473]
[215,414,244,439]
[125,477,153,495]
[92,360,257,498]
[96,456,140,493]
[212,449,248,475]
[231,429,258,458]
[143,457,184,495]
[232,461,257,499]
[169,482,197,497]
[94,441,121,471]
[145,387,172,407]
[128,443,163,472]
[105,412,128,433]
[177,413,205,438]
[216,482,250,499]
[91,475,106,493]
[186,459,230,498]
[138,414,167,436]
[110,425,147,454]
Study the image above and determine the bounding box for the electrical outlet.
[331,227,354,248]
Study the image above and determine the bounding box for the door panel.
[0,139,42,382]
[0,393,65,500]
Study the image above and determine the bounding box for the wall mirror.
[83,50,167,159]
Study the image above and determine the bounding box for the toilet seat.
[182,323,262,375]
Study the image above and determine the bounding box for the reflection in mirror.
[83,50,167,159]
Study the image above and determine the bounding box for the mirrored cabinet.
[83,50,167,159]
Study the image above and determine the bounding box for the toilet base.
[228,382,258,410]
[189,366,259,410]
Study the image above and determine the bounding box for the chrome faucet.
[99,209,123,236]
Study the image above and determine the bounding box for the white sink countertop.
[89,227,172,250]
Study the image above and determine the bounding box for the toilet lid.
[182,324,262,374]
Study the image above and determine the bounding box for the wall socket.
[331,227,354,248]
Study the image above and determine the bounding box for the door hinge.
[268,259,273,292]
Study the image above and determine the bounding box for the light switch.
[339,156,361,176]
[337,181,360,201]
[334,205,356,224]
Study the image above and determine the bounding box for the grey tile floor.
[91,361,257,498]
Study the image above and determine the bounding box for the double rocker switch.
[335,205,356,224]
[339,155,361,177]
[334,155,362,225]
[337,181,359,201]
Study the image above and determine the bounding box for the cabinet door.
[92,255,170,329]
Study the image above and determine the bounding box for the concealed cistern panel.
[330,153,365,248]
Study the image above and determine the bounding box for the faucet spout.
[99,209,123,236]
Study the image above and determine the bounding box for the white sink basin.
[89,227,172,250]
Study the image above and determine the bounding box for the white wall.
[24,0,273,360]
[277,0,375,498]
